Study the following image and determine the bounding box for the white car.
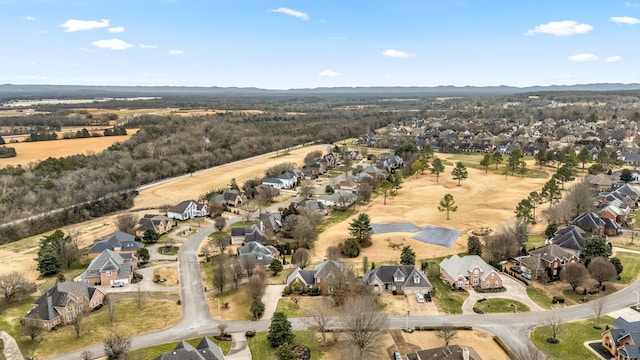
[416,294,425,303]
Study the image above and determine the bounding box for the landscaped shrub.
[551,296,565,304]
[392,290,397,295]
[292,282,303,294]
[308,286,320,296]
[282,286,292,296]
[340,238,360,258]
[245,331,256,338]
[588,289,600,295]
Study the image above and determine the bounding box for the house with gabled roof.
[167,200,208,221]
[237,241,279,266]
[135,214,174,237]
[548,225,587,252]
[80,249,135,286]
[87,231,143,260]
[364,265,431,295]
[439,255,503,290]
[23,281,104,330]
[602,317,640,360]
[407,345,483,360]
[230,222,267,245]
[277,172,298,189]
[317,190,357,208]
[153,336,225,360]
[262,177,285,189]
[212,190,248,207]
[522,244,579,279]
[286,260,345,293]
[574,211,621,236]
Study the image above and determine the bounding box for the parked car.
[416,293,425,303]
[393,351,402,360]
[522,272,532,280]
[510,266,522,274]
[425,292,432,302]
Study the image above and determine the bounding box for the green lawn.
[275,298,305,317]
[474,298,530,313]
[230,220,254,228]
[129,336,232,358]
[247,331,323,360]
[527,234,547,250]
[616,252,640,284]
[526,287,553,309]
[427,268,468,314]
[531,316,614,360]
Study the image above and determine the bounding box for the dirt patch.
[0,129,138,167]
[313,156,553,263]
[399,329,511,360]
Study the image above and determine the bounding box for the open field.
[133,143,327,209]
[312,155,553,264]
[0,129,139,167]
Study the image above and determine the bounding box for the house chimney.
[462,347,469,360]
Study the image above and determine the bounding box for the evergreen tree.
[431,157,445,182]
[451,162,468,186]
[438,193,457,220]
[400,246,416,265]
[467,236,483,256]
[268,258,283,275]
[267,312,294,348]
[349,213,372,246]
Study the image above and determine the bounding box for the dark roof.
[573,212,605,232]
[528,244,578,263]
[550,225,587,251]
[153,337,225,360]
[25,281,99,321]
[223,190,242,201]
[88,231,142,254]
[167,200,198,214]
[365,265,431,289]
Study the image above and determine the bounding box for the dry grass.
[0,129,139,167]
[153,266,179,286]
[207,287,254,320]
[400,329,510,360]
[312,155,553,264]
[133,144,327,209]
[20,298,181,359]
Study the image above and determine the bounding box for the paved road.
[461,275,543,315]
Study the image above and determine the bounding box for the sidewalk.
[261,285,286,320]
[226,332,252,360]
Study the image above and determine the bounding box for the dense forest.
[0,96,407,243]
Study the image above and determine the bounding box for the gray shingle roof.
[439,255,498,282]
[81,249,133,280]
[365,265,431,289]
[25,281,100,321]
[153,337,225,360]
[88,231,142,254]
[528,244,578,263]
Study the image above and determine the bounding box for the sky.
[1,0,640,89]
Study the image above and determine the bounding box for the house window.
[106,270,112,276]
[473,269,479,276]
[553,262,558,268]
[394,275,405,282]
[485,281,490,288]
[257,254,263,260]
[473,279,479,286]
[457,280,463,287]
[414,276,420,284]
[491,273,494,279]
[495,281,499,288]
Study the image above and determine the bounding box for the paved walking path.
[262,285,286,320]
[226,333,252,360]
[461,275,543,314]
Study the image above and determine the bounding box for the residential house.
[548,225,588,252]
[167,200,208,221]
[439,255,503,290]
[23,281,104,330]
[294,199,329,216]
[286,259,345,293]
[407,345,483,360]
[522,244,579,279]
[262,177,285,189]
[80,249,135,286]
[276,172,298,189]
[602,317,640,360]
[364,265,431,295]
[259,213,282,237]
[343,150,363,161]
[317,190,357,208]
[336,180,359,193]
[153,337,225,360]
[574,211,621,236]
[87,231,143,260]
[230,222,267,245]
[588,173,615,192]
[237,241,279,266]
[213,190,248,207]
[135,214,173,237]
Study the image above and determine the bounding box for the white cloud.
[91,39,133,50]
[168,49,183,55]
[625,2,640,7]
[139,43,157,49]
[607,55,622,63]
[61,19,109,32]
[568,53,598,62]
[382,49,412,58]
[318,69,340,77]
[526,20,593,36]
[271,7,309,20]
[108,26,125,33]
[22,16,36,21]
[611,16,640,24]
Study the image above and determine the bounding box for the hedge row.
[413,325,473,331]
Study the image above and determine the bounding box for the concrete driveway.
[262,285,286,320]
[461,275,543,314]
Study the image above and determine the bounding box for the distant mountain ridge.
[2,83,640,98]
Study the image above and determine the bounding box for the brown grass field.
[0,129,139,167]
[313,155,553,264]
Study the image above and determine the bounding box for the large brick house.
[522,244,579,280]
[87,231,143,260]
[602,317,640,359]
[135,214,174,237]
[23,281,104,330]
[364,265,432,295]
[285,260,345,293]
[439,255,503,290]
[80,249,136,286]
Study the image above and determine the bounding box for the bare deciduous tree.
[217,322,228,337]
[291,248,311,269]
[213,256,229,293]
[232,258,244,289]
[0,271,33,304]
[327,265,356,306]
[247,274,266,299]
[341,296,389,358]
[298,180,315,200]
[241,256,257,278]
[114,213,138,235]
[436,323,457,346]
[484,223,521,262]
[241,202,259,222]
[72,312,83,339]
[134,285,147,309]
[592,296,606,329]
[326,246,340,261]
[548,311,562,343]
[562,262,588,292]
[306,299,334,346]
[214,216,226,232]
[21,319,43,341]
[213,233,231,254]
[105,296,117,326]
[512,344,547,360]
[103,333,131,360]
[81,350,93,360]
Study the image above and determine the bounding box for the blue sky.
[2,0,640,89]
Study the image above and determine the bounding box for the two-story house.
[87,231,143,260]
[135,214,174,237]
[80,249,136,286]
[364,265,432,295]
[167,200,208,221]
[286,260,345,294]
[439,255,503,290]
[602,317,640,360]
[522,244,579,279]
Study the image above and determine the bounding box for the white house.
[276,172,298,189]
[167,200,208,221]
[262,178,284,189]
